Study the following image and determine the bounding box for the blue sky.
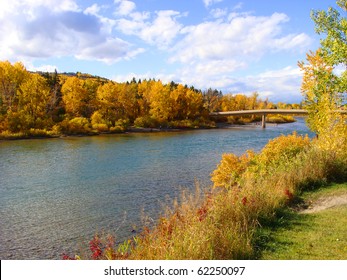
[0,0,340,103]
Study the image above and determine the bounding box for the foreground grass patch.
[257,183,347,260]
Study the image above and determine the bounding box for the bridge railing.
[209,109,308,116]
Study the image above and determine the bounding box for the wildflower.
[89,234,103,260]
[62,253,76,260]
[284,189,294,200]
[241,197,248,205]
[197,205,208,222]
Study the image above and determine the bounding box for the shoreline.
[0,120,297,141]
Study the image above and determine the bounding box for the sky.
[0,0,341,103]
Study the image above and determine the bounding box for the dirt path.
[300,193,347,214]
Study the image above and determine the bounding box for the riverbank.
[62,130,346,260]
[0,119,297,141]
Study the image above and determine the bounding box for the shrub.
[91,111,110,132]
[134,116,159,128]
[60,117,91,135]
[254,132,311,171]
[267,115,295,123]
[92,123,109,133]
[110,118,129,132]
[211,150,255,189]
[28,128,53,137]
[169,120,195,129]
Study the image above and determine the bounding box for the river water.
[0,118,313,259]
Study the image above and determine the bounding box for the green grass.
[256,183,347,260]
[301,182,347,202]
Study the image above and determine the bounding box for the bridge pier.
[262,114,266,129]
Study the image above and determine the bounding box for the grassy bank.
[225,114,295,125]
[0,121,215,140]
[256,183,347,260]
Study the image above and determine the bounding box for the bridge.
[209,109,346,128]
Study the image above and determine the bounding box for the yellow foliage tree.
[0,61,28,113]
[61,77,89,118]
[16,73,52,130]
[149,81,172,124]
[298,49,347,154]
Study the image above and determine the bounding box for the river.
[0,118,313,259]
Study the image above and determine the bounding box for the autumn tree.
[118,82,139,122]
[148,81,172,124]
[15,73,52,131]
[61,77,89,118]
[184,87,205,120]
[203,88,222,112]
[0,61,28,114]
[94,82,121,128]
[137,79,153,117]
[299,1,347,153]
[311,0,347,67]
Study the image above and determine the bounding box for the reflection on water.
[0,118,313,259]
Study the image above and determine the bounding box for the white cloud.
[203,0,224,8]
[76,38,145,64]
[114,0,136,16]
[84,4,101,16]
[169,13,311,99]
[228,66,304,103]
[210,8,228,19]
[115,10,183,48]
[26,63,59,73]
[233,2,243,11]
[273,33,311,52]
[139,10,183,48]
[0,0,142,64]
[173,13,287,63]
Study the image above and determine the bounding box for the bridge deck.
[209,109,308,116]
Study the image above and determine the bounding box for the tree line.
[0,61,300,137]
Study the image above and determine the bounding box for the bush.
[110,119,129,132]
[255,132,310,171]
[92,123,109,133]
[0,130,27,139]
[211,151,255,189]
[60,117,91,135]
[91,111,109,132]
[267,115,295,123]
[134,116,159,128]
[28,128,53,137]
[169,120,195,129]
